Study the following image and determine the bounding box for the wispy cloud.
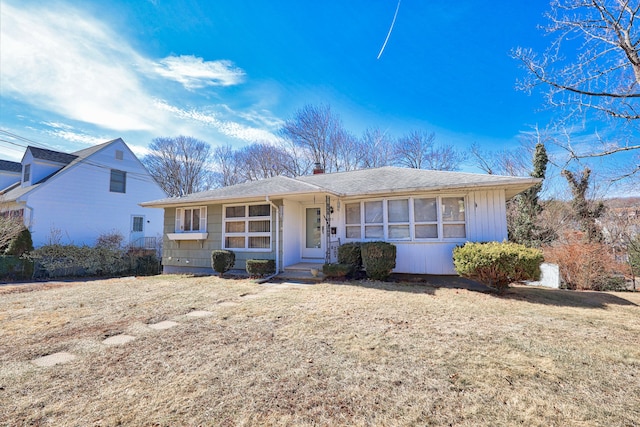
[0,1,277,146]
[1,2,162,131]
[40,122,108,146]
[154,55,245,89]
[154,100,281,143]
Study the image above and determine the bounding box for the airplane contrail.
[377,0,402,60]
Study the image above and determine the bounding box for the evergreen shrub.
[211,250,236,276]
[246,259,275,277]
[337,242,362,275]
[453,241,543,292]
[322,263,352,279]
[361,241,396,281]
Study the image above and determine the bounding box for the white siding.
[394,242,459,275]
[24,140,166,247]
[467,189,507,242]
[373,189,509,275]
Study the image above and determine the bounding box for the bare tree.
[212,144,242,187]
[280,104,359,174]
[235,143,296,181]
[512,0,640,166]
[395,130,465,170]
[359,127,395,168]
[470,142,530,176]
[142,136,213,196]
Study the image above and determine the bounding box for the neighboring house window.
[345,196,466,241]
[175,207,207,232]
[110,169,126,193]
[1,209,24,220]
[23,164,30,182]
[132,216,144,233]
[115,150,124,160]
[223,203,271,251]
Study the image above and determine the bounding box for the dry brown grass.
[0,275,639,426]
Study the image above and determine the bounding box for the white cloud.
[0,2,166,131]
[0,2,281,148]
[154,100,281,143]
[154,55,245,89]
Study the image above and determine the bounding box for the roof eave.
[140,189,342,208]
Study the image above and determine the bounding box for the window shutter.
[199,207,207,231]
[175,208,182,232]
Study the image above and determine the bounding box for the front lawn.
[0,276,638,426]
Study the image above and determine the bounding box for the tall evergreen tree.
[508,142,552,246]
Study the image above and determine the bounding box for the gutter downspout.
[265,196,280,273]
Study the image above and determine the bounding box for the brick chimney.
[313,162,324,174]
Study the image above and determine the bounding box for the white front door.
[302,206,324,259]
[130,215,145,247]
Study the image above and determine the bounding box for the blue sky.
[0,0,635,195]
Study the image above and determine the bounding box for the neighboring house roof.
[0,160,22,173]
[0,138,124,201]
[141,166,541,208]
[27,146,78,164]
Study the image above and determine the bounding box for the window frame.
[109,169,126,193]
[343,195,467,242]
[175,206,207,233]
[222,203,272,252]
[23,164,31,183]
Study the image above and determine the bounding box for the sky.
[0,0,637,196]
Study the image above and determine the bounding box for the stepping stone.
[218,301,239,307]
[102,334,136,345]
[148,320,179,330]
[186,310,213,318]
[32,352,76,367]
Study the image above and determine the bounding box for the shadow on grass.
[338,274,639,309]
[499,285,638,308]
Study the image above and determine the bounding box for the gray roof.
[0,160,22,173]
[27,146,78,164]
[142,176,326,206]
[142,166,541,207]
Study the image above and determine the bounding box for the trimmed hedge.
[361,241,396,281]
[338,242,362,275]
[322,263,352,279]
[246,259,276,277]
[25,244,160,279]
[211,250,235,276]
[0,255,34,281]
[453,241,543,292]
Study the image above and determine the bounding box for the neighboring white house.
[0,138,167,248]
[141,166,541,275]
[0,160,22,190]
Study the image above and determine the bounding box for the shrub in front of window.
[211,250,236,276]
[246,259,275,277]
[453,241,543,293]
[322,263,352,280]
[337,242,362,276]
[361,241,396,281]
